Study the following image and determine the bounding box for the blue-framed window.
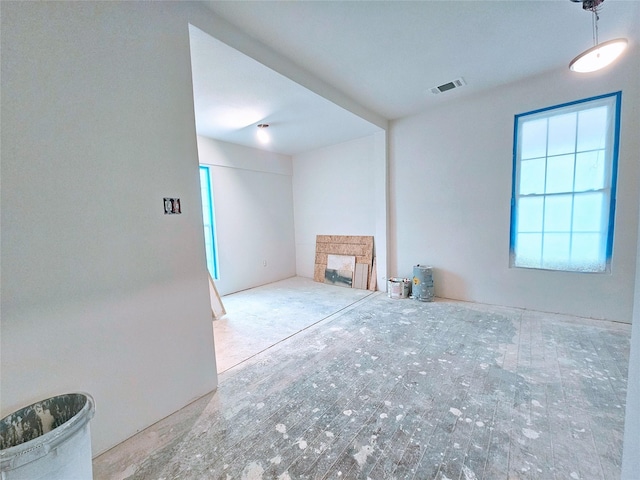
[199,166,219,279]
[510,92,621,273]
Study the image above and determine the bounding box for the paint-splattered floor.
[213,277,374,373]
[93,284,630,480]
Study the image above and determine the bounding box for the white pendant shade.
[569,38,628,73]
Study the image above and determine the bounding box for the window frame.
[509,91,622,273]
[199,165,220,280]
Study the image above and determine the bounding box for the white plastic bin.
[0,393,95,480]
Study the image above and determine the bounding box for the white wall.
[621,45,640,479]
[622,214,640,477]
[197,137,296,296]
[389,48,640,322]
[292,133,387,288]
[0,1,222,455]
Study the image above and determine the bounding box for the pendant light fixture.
[569,0,627,73]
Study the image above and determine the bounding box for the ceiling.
[192,0,639,156]
[189,25,382,156]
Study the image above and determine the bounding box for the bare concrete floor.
[93,279,631,480]
[214,277,374,373]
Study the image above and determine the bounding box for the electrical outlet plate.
[164,198,181,214]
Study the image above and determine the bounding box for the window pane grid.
[516,192,605,269]
[518,187,610,198]
[511,93,620,273]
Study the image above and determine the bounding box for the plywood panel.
[208,273,226,320]
[314,235,374,284]
[353,263,369,290]
[368,257,377,291]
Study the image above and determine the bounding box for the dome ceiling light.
[569,0,628,73]
[256,123,270,144]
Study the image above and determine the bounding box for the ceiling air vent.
[429,77,466,95]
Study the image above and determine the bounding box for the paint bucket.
[413,265,434,302]
[0,393,95,480]
[387,277,411,299]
